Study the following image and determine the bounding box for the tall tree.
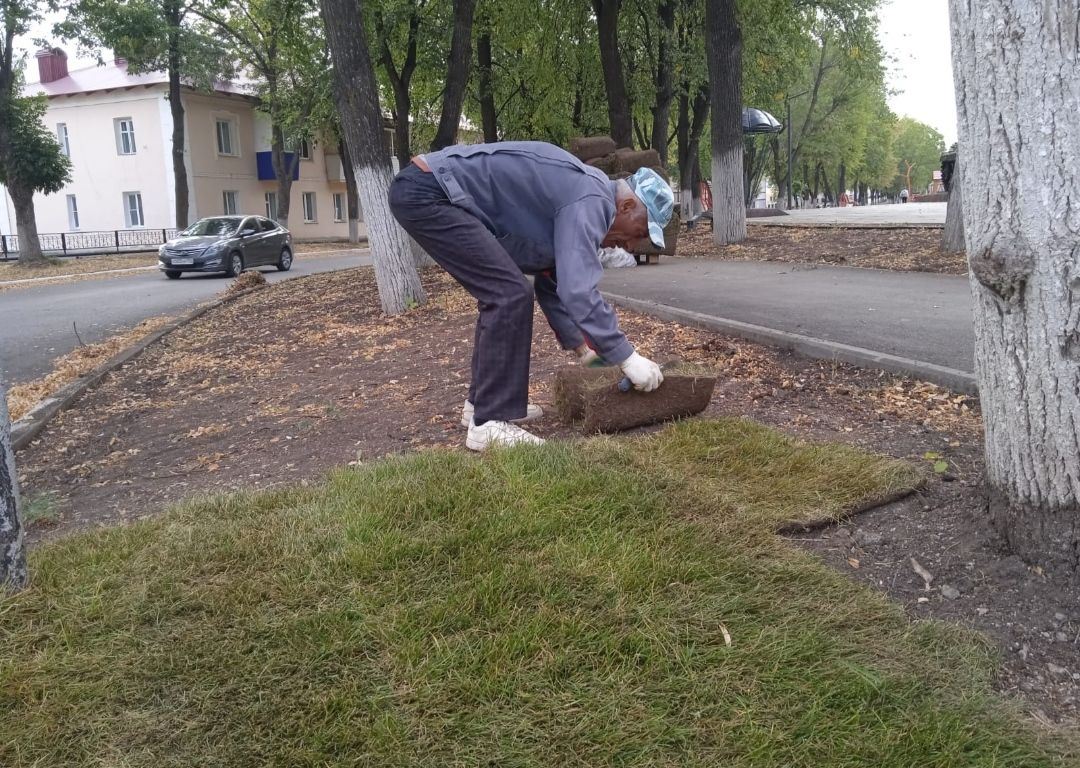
[373,0,424,169]
[0,1,70,267]
[195,0,331,226]
[950,0,1080,577]
[704,0,744,243]
[889,117,944,196]
[1,378,27,591]
[60,0,230,228]
[429,0,476,150]
[0,93,71,267]
[592,0,633,147]
[320,0,425,314]
[474,6,497,142]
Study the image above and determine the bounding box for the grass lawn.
[1,419,1074,766]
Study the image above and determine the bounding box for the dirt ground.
[681,225,967,275]
[13,259,1079,728]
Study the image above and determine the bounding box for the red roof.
[24,61,253,99]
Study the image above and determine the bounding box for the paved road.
[1,249,372,385]
[750,201,947,227]
[601,258,974,387]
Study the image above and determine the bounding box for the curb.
[10,285,264,452]
[602,292,977,395]
[746,220,945,230]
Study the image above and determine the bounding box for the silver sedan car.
[158,215,294,279]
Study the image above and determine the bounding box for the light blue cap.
[626,167,674,249]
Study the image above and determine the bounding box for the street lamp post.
[784,89,810,210]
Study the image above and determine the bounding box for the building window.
[302,192,317,223]
[333,193,345,222]
[216,118,237,156]
[66,195,79,230]
[124,192,144,227]
[222,190,239,215]
[299,139,312,160]
[264,192,278,219]
[114,118,136,155]
[57,123,70,157]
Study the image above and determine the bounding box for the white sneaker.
[461,400,544,428]
[466,420,546,451]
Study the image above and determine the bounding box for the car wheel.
[276,246,293,272]
[165,270,182,280]
[225,251,244,277]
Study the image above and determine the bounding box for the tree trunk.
[377,9,419,170]
[950,0,1080,577]
[704,0,744,244]
[771,135,786,210]
[166,2,189,228]
[942,156,965,253]
[340,138,362,243]
[837,161,846,202]
[649,0,676,166]
[9,182,46,266]
[592,0,633,147]
[321,0,425,314]
[430,0,477,150]
[677,83,709,219]
[476,24,498,142]
[1,379,28,591]
[270,124,297,226]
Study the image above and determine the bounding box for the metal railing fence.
[0,228,182,260]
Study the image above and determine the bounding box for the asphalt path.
[1,248,372,386]
[600,259,974,374]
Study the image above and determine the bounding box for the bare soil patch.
[681,225,967,274]
[13,265,1078,728]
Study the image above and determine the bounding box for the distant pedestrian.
[900,188,909,203]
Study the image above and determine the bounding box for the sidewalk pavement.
[600,258,976,394]
[749,202,947,228]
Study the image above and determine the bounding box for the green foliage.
[891,116,945,194]
[56,0,233,90]
[0,94,71,194]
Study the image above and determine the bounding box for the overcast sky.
[18,1,959,145]
[876,0,958,146]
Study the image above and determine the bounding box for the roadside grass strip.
[1,418,1074,766]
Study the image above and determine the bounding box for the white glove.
[619,352,663,392]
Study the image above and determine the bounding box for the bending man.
[388,141,671,451]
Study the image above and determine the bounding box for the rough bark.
[321,0,425,314]
[476,24,498,142]
[377,9,420,170]
[430,0,477,150]
[592,0,634,148]
[9,182,45,266]
[950,0,1080,576]
[1,380,27,591]
[943,156,965,253]
[340,137,362,242]
[649,0,676,165]
[677,84,709,219]
[270,124,299,226]
[166,0,189,228]
[704,0,745,244]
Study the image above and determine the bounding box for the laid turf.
[1,419,1073,766]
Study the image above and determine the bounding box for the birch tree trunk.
[1,381,27,591]
[950,0,1080,576]
[321,0,425,314]
[704,0,745,244]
